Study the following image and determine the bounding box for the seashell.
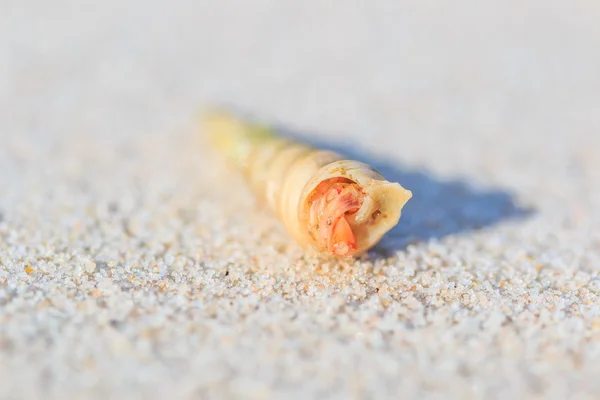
[202,108,412,258]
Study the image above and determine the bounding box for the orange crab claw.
[330,215,357,257]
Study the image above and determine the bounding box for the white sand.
[1,1,600,399]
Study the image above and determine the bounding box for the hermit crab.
[203,109,412,258]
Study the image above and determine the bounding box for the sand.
[1,0,600,399]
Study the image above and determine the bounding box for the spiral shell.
[203,108,412,258]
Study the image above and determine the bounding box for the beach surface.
[1,1,600,398]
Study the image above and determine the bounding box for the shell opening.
[306,178,376,257]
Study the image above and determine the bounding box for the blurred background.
[1,0,600,398]
[3,0,599,151]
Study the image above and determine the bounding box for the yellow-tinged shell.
[202,108,412,258]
